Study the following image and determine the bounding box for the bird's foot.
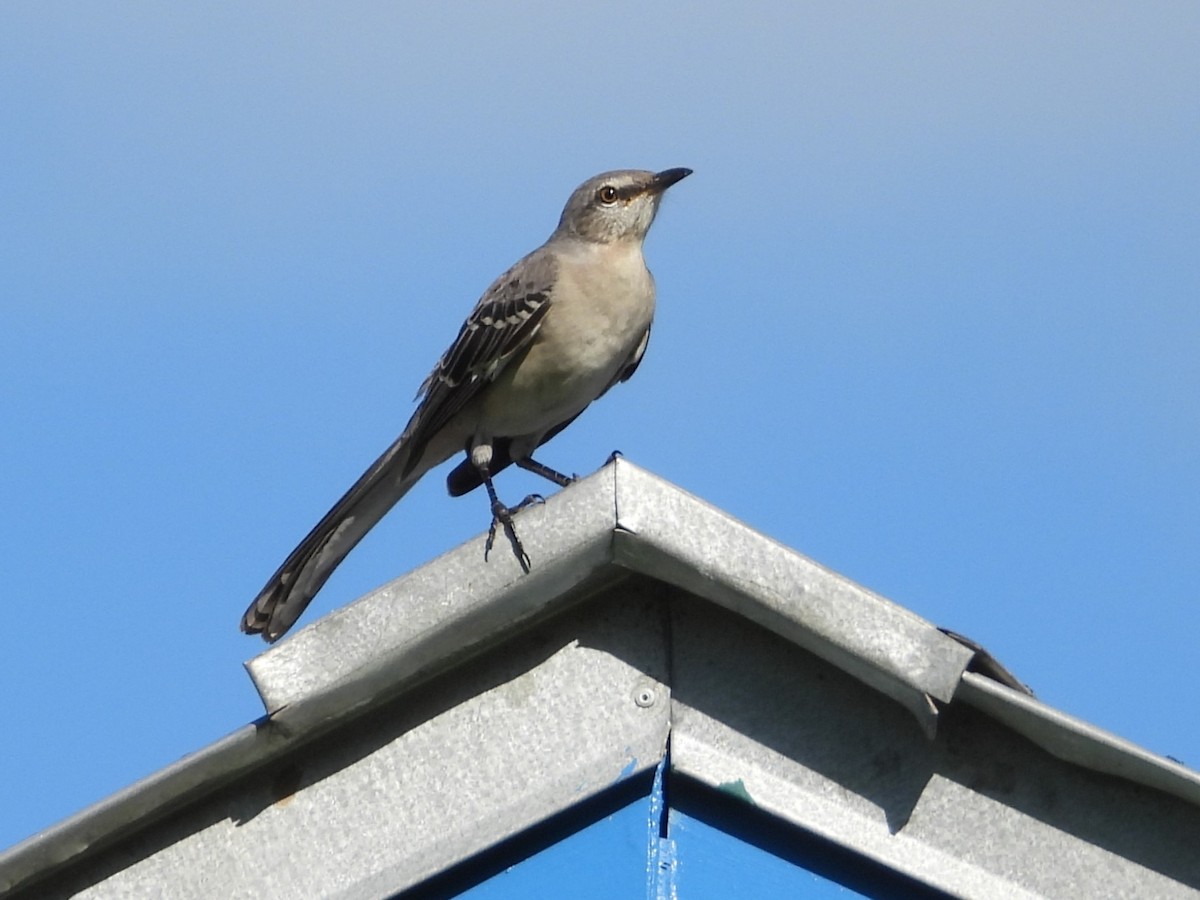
[605,449,623,465]
[484,497,533,573]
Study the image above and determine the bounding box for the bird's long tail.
[241,427,448,643]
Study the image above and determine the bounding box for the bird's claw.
[484,499,532,573]
[606,449,623,465]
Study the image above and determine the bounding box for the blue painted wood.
[399,773,659,899]
[670,806,869,898]
[400,766,947,898]
[667,777,950,900]
[454,793,652,899]
[646,757,672,900]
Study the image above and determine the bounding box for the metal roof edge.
[7,459,1198,895]
[248,459,977,734]
[609,459,973,736]
[957,670,1200,808]
[2,459,977,892]
[0,722,272,895]
[246,462,621,715]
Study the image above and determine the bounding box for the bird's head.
[554,168,692,244]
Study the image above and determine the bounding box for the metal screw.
[634,686,657,708]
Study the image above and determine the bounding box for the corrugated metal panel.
[669,600,1200,899]
[5,586,671,899]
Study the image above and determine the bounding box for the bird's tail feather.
[242,429,443,643]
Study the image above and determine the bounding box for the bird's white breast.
[481,240,654,436]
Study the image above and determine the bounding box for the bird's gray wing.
[401,250,557,476]
[444,324,650,497]
[242,250,557,641]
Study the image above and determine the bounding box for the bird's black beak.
[650,167,693,193]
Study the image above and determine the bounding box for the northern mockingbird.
[242,167,691,642]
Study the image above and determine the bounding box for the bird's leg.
[515,456,577,488]
[475,453,532,573]
[482,474,531,571]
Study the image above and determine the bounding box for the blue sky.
[2,4,1197,852]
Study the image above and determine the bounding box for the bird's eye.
[596,185,618,205]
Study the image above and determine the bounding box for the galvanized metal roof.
[2,459,1198,898]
